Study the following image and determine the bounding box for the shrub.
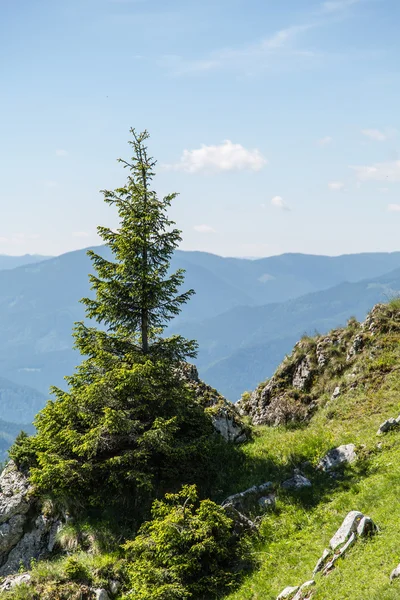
[122,485,254,600]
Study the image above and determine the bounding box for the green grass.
[224,352,400,599]
[4,303,400,600]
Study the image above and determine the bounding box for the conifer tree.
[76,128,197,362]
[11,130,220,524]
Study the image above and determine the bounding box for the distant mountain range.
[0,254,51,271]
[1,247,400,418]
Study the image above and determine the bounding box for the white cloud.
[271,196,291,210]
[379,187,389,193]
[318,136,333,146]
[193,224,217,233]
[56,149,68,157]
[321,0,361,13]
[44,180,58,188]
[361,129,387,142]
[388,204,400,212]
[72,231,91,238]
[351,161,400,182]
[328,181,345,190]
[164,140,267,173]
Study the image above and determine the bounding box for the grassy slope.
[225,309,400,599]
[4,302,400,599]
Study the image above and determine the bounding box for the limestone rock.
[0,462,63,576]
[324,532,356,574]
[331,386,341,400]
[277,586,300,600]
[222,482,273,513]
[293,580,315,600]
[390,564,400,581]
[347,334,364,361]
[357,516,378,537]
[258,493,276,509]
[109,580,121,595]
[178,363,248,443]
[93,590,111,600]
[281,469,312,490]
[329,511,363,550]
[0,572,31,591]
[292,356,313,390]
[313,548,331,575]
[377,417,400,436]
[318,444,357,472]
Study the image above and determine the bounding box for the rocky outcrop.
[377,416,400,435]
[313,511,377,576]
[0,461,62,576]
[179,363,248,443]
[281,469,311,490]
[317,444,357,472]
[221,482,274,513]
[278,511,377,598]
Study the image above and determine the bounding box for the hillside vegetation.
[3,300,400,598]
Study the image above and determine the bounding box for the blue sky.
[1,0,399,257]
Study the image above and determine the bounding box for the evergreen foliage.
[122,485,253,600]
[10,129,219,524]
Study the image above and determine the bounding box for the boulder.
[222,482,273,513]
[281,469,312,490]
[0,572,31,591]
[377,417,400,436]
[323,532,356,574]
[357,516,378,537]
[390,564,400,582]
[329,511,363,550]
[293,580,315,600]
[178,363,248,443]
[258,493,276,509]
[346,334,364,361]
[318,444,357,472]
[331,386,341,400]
[277,586,300,600]
[109,580,121,595]
[313,548,331,575]
[0,462,62,575]
[93,590,111,600]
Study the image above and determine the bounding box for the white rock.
[329,511,363,550]
[293,580,315,600]
[331,386,341,400]
[357,516,377,537]
[281,470,312,490]
[377,418,400,436]
[0,572,31,591]
[318,444,357,472]
[313,547,331,575]
[390,564,400,581]
[277,586,300,600]
[109,580,121,594]
[94,590,111,600]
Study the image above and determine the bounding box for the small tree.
[123,485,253,600]
[77,128,197,361]
[11,130,219,524]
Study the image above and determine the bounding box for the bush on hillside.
[122,484,254,600]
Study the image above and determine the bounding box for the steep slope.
[195,268,400,399]
[221,300,400,599]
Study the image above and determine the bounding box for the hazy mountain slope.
[1,248,400,402]
[197,269,400,399]
[0,376,47,423]
[0,255,51,270]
